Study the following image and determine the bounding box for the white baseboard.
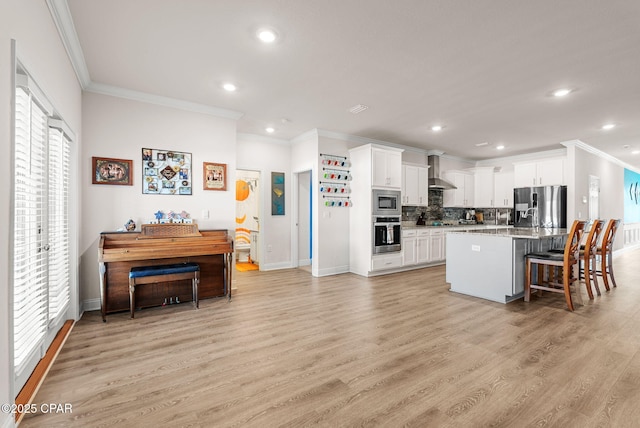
[615,244,640,256]
[315,265,350,277]
[1,413,15,428]
[82,298,101,312]
[261,261,293,271]
[298,259,311,266]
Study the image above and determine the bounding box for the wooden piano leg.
[99,262,107,322]
[129,280,136,319]
[227,252,232,302]
[193,271,199,309]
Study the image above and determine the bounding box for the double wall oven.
[372,189,402,254]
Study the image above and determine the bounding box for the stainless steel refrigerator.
[513,185,567,228]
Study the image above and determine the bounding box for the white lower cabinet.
[371,253,403,271]
[402,230,417,265]
[403,228,443,266]
[429,230,445,262]
[417,230,430,263]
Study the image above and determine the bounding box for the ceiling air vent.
[348,104,369,114]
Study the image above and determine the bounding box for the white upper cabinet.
[513,158,565,187]
[442,170,474,207]
[372,147,402,189]
[473,167,495,207]
[493,170,514,208]
[402,164,429,205]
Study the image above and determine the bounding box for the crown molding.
[46,0,91,88]
[561,139,640,173]
[290,129,320,144]
[86,82,244,120]
[316,129,403,148]
[476,147,567,166]
[48,0,243,120]
[237,133,290,146]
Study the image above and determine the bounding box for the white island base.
[445,229,566,304]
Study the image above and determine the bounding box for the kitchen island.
[446,228,567,303]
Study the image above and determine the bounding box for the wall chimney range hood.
[427,155,457,190]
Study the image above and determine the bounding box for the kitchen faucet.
[521,207,539,229]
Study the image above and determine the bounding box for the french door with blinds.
[13,72,73,393]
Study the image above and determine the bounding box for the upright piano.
[98,223,233,321]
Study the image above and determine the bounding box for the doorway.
[235,170,260,271]
[295,170,312,272]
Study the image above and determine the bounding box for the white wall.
[316,135,362,276]
[568,145,625,251]
[236,134,292,270]
[80,92,237,306]
[1,0,83,424]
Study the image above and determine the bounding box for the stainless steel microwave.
[372,189,401,216]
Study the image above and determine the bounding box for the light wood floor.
[22,249,640,427]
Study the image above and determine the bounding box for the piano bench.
[128,263,200,318]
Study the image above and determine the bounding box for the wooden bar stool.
[596,219,621,290]
[579,219,603,298]
[524,220,586,311]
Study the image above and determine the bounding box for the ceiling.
[64,0,640,167]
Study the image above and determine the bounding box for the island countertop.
[447,227,568,239]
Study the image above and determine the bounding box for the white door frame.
[291,169,313,270]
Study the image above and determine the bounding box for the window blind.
[13,86,49,374]
[47,126,71,323]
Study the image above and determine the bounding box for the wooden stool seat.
[128,262,200,318]
[525,220,586,311]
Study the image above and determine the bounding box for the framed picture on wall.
[271,171,285,215]
[92,156,133,185]
[203,162,227,191]
[142,148,192,195]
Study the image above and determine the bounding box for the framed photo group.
[142,148,192,195]
[92,148,228,196]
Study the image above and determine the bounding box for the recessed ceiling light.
[602,123,616,130]
[431,125,444,132]
[222,83,237,92]
[265,127,275,133]
[257,29,277,43]
[496,145,505,150]
[632,150,640,155]
[553,88,572,97]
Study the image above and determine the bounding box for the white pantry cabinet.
[349,143,404,277]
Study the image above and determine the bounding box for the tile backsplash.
[402,189,513,225]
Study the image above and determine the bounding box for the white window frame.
[11,56,77,395]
